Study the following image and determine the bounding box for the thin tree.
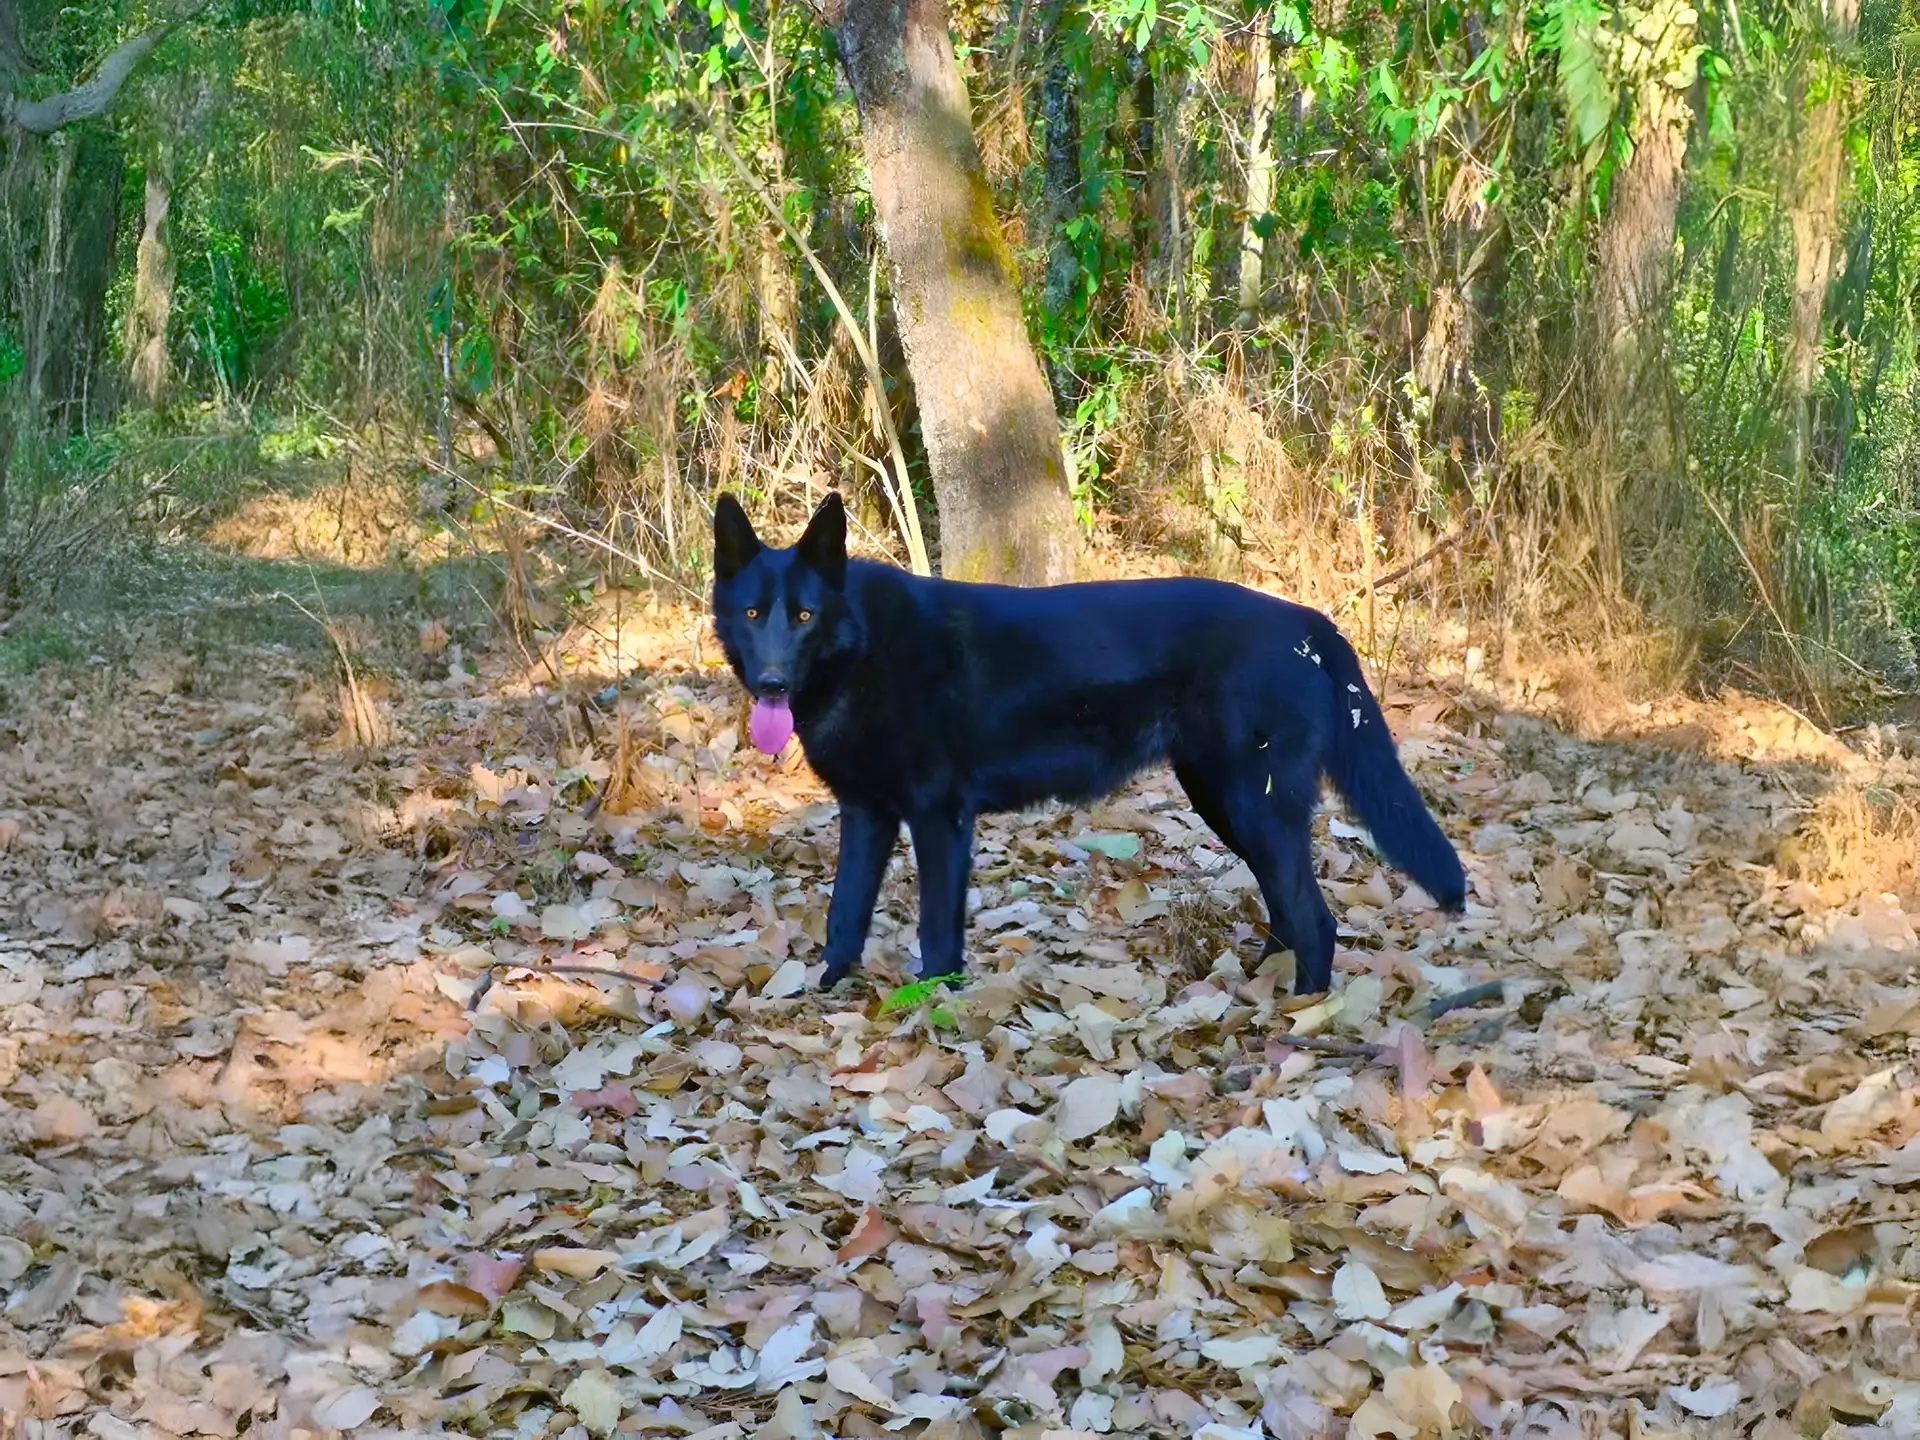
[1783,0,1861,482]
[1,0,180,446]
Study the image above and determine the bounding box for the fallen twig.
[1427,979,1505,1020]
[468,962,657,1011]
[1274,1033,1386,1060]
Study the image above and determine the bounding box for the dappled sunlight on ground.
[204,474,452,571]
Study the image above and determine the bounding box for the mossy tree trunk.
[1116,49,1156,299]
[823,0,1082,584]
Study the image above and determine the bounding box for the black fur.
[710,492,1465,994]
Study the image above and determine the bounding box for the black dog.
[710,492,1464,993]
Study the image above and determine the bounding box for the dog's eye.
[797,610,813,623]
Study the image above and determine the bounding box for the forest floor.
[2,511,1920,1440]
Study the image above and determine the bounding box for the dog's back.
[805,567,1340,808]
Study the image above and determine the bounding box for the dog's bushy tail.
[1314,619,1467,911]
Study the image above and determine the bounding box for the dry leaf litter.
[1,600,1918,1440]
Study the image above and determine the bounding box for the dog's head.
[710,492,855,702]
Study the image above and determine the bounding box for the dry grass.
[497,516,535,639]
[1779,782,1920,902]
[1536,631,1695,740]
[1163,891,1241,980]
[334,667,393,751]
[977,83,1032,186]
[605,702,671,816]
[205,471,436,567]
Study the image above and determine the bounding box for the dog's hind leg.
[1205,766,1338,995]
[1176,759,1294,952]
[1174,761,1244,855]
[908,811,975,978]
[821,802,900,985]
[1258,814,1338,993]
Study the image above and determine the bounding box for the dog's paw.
[817,953,859,988]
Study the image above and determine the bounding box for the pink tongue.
[749,697,794,755]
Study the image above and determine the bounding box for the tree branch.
[8,24,171,135]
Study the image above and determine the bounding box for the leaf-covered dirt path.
[2,598,1918,1440]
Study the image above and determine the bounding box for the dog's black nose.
[756,675,790,698]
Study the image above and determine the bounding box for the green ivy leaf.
[880,974,966,1014]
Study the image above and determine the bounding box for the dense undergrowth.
[1,0,1917,718]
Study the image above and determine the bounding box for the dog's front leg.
[819,802,899,985]
[908,811,974,978]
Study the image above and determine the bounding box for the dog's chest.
[798,689,946,808]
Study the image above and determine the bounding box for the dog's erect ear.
[795,492,848,589]
[712,495,761,582]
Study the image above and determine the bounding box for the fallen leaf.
[562,1370,625,1435]
[836,1205,897,1263]
[1667,1380,1742,1418]
[1055,1074,1122,1142]
[1074,831,1142,861]
[463,1252,524,1300]
[32,1093,96,1145]
[1382,1363,1464,1432]
[1821,1067,1904,1147]
[1331,1260,1391,1321]
[532,1247,621,1279]
[311,1386,380,1430]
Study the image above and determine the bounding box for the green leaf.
[1542,0,1616,152]
[1369,62,1402,107]
[880,974,966,1013]
[1133,0,1158,52]
[1073,831,1143,861]
[322,199,370,231]
[1311,36,1353,101]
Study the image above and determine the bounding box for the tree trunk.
[59,136,120,429]
[1156,70,1196,332]
[3,2,174,441]
[4,21,172,136]
[1041,47,1080,402]
[24,134,73,413]
[1117,50,1156,283]
[1593,81,1691,412]
[1783,0,1860,479]
[0,0,31,89]
[1041,54,1079,321]
[825,0,1082,584]
[1236,11,1278,328]
[755,7,796,398]
[126,147,172,407]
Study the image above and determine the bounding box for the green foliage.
[0,623,81,677]
[175,230,292,394]
[887,975,975,1029]
[1,0,1914,700]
